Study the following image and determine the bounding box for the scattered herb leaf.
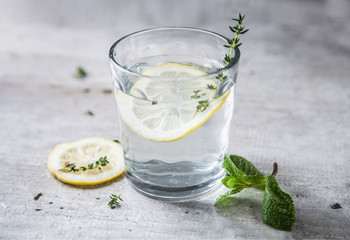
[108,194,123,209]
[330,203,342,209]
[215,155,295,231]
[58,156,109,173]
[102,89,112,94]
[35,209,42,211]
[86,110,94,116]
[74,67,87,78]
[34,192,43,201]
[113,140,120,143]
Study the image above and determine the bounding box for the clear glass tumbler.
[109,27,240,201]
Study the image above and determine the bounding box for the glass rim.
[109,27,240,79]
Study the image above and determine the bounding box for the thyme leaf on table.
[108,194,123,209]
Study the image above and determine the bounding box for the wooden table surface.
[1,0,349,239]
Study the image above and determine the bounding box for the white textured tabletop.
[0,0,349,239]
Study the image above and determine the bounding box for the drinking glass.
[109,27,240,201]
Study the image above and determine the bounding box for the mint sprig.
[215,155,295,231]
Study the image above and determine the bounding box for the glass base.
[126,170,225,201]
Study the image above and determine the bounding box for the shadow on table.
[165,190,277,238]
[212,189,265,222]
[214,195,261,212]
[169,188,264,218]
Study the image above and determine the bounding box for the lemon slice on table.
[47,138,124,185]
[116,63,230,142]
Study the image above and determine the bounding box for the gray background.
[1,0,350,239]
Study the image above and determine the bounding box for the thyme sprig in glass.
[224,13,249,64]
[192,13,248,116]
[58,156,109,172]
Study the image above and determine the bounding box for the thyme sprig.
[216,73,227,83]
[58,156,109,172]
[206,84,216,90]
[193,97,221,117]
[191,90,202,99]
[224,13,249,64]
[108,194,123,209]
[192,13,248,116]
[196,100,210,113]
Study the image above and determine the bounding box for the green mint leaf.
[222,155,265,189]
[226,177,246,188]
[229,155,263,177]
[262,174,295,231]
[243,175,265,185]
[214,187,244,206]
[221,176,231,188]
[222,155,244,179]
[222,176,246,188]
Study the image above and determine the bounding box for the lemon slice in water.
[47,138,124,185]
[116,63,230,142]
